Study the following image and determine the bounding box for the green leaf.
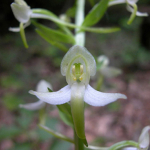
[32,21,75,44]
[35,28,68,52]
[57,103,74,128]
[82,0,109,27]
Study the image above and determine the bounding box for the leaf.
[82,0,109,27]
[57,103,74,128]
[32,21,75,44]
[35,28,68,52]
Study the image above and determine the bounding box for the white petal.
[100,66,122,78]
[36,80,52,92]
[97,55,109,67]
[9,20,31,32]
[123,147,138,150]
[11,3,32,23]
[84,85,127,106]
[127,5,148,17]
[139,126,150,149]
[29,85,71,105]
[19,100,45,110]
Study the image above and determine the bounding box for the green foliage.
[3,93,22,111]
[57,103,74,128]
[32,21,75,44]
[50,141,71,150]
[0,126,21,140]
[82,0,109,27]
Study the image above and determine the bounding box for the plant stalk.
[74,0,85,149]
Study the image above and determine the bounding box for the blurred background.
[0,0,150,149]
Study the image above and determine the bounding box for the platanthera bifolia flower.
[29,45,127,139]
[20,80,52,110]
[123,126,150,150]
[97,55,122,78]
[9,0,32,32]
[109,0,148,24]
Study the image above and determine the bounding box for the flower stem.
[74,130,84,150]
[75,0,85,46]
[74,0,85,149]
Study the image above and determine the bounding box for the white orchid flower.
[109,0,148,24]
[123,126,150,150]
[29,45,126,139]
[20,80,52,110]
[97,55,122,78]
[9,0,32,32]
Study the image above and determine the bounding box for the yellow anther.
[73,77,76,81]
[80,65,83,74]
[79,76,83,81]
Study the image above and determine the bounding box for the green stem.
[74,0,85,149]
[39,124,74,144]
[96,75,104,91]
[75,0,85,46]
[74,130,84,150]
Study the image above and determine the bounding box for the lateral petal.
[29,85,71,105]
[139,126,150,149]
[84,85,127,106]
[19,100,45,110]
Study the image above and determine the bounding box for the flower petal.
[29,85,71,105]
[9,20,31,32]
[19,100,45,110]
[139,126,150,149]
[123,147,137,150]
[11,3,32,23]
[100,66,122,78]
[84,85,127,106]
[127,5,148,17]
[36,80,52,92]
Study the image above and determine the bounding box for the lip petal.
[84,84,127,106]
[29,85,71,105]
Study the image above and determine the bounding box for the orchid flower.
[109,0,148,24]
[123,126,150,150]
[20,80,52,110]
[29,45,127,139]
[9,0,32,32]
[97,55,122,78]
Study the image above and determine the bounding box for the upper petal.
[19,100,45,110]
[29,85,71,105]
[11,3,32,23]
[36,80,52,92]
[84,85,127,106]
